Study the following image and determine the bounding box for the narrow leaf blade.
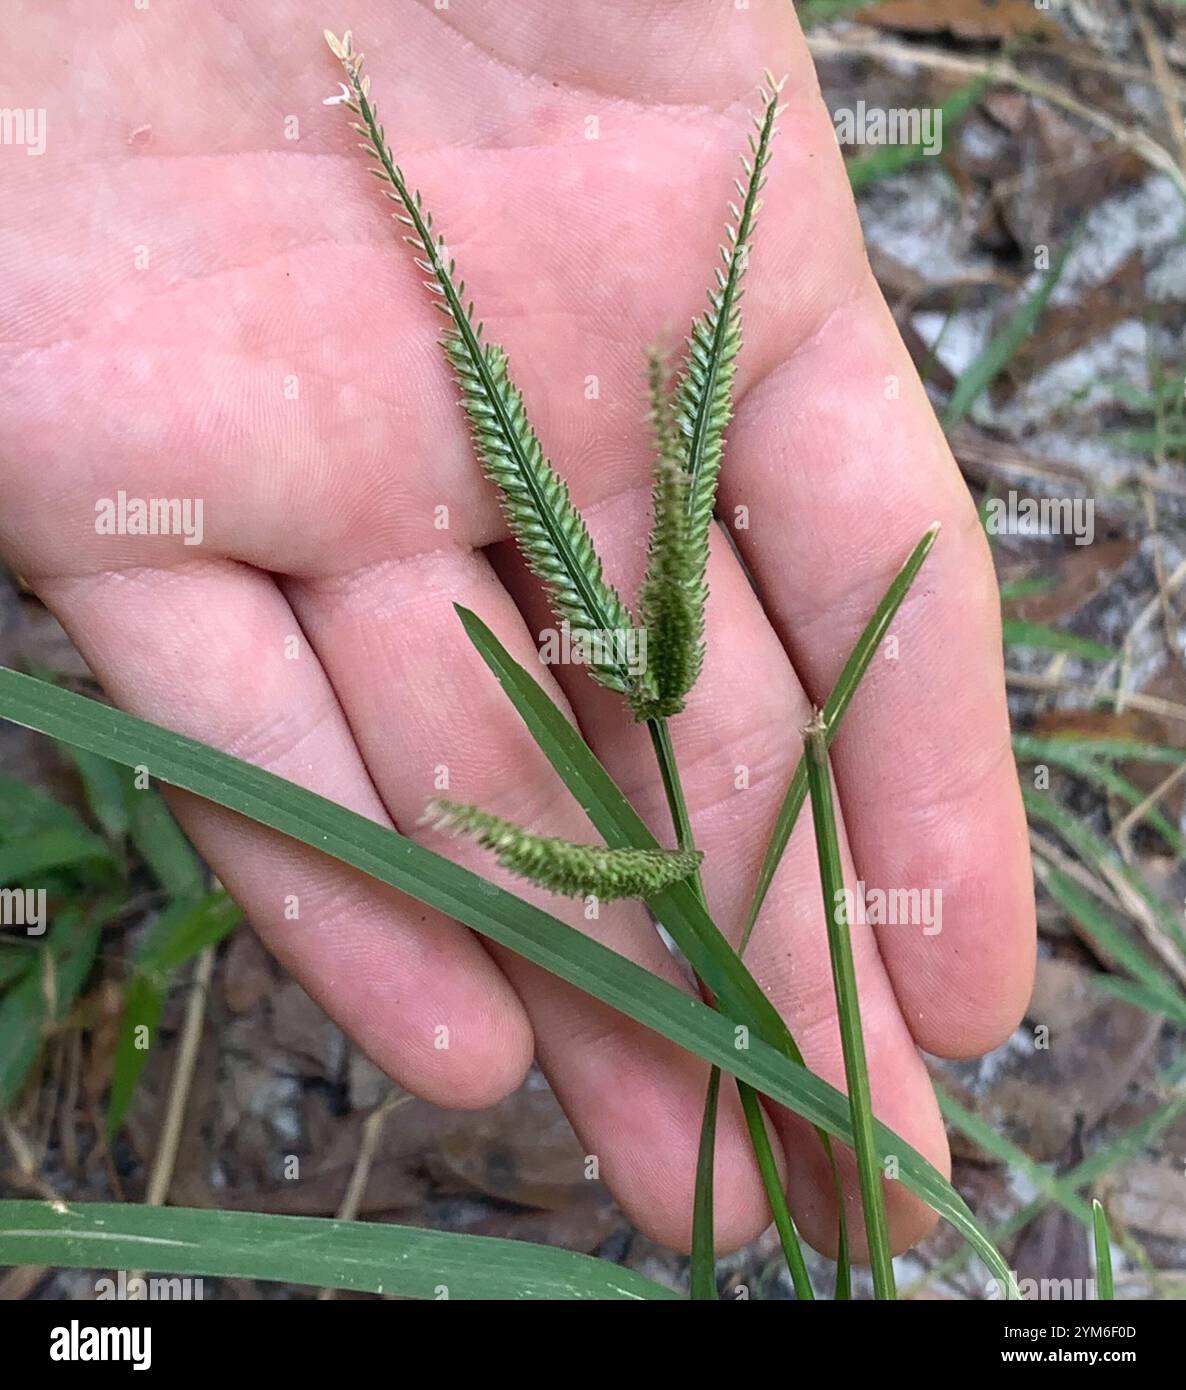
[0,666,1013,1286]
[804,717,896,1298]
[0,1200,676,1301]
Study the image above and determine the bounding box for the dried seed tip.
[330,28,358,66]
[904,520,941,566]
[421,797,461,831]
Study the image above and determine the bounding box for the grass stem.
[738,1082,815,1299]
[1092,1199,1115,1300]
[690,1067,721,1300]
[802,713,896,1299]
[739,523,939,955]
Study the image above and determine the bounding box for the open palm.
[0,0,1034,1256]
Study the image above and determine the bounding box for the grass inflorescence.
[424,798,704,901]
[322,27,917,1300]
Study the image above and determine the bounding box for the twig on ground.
[1116,761,1186,844]
[318,1090,412,1301]
[144,945,215,1208]
[1007,669,1186,723]
[1133,2,1186,176]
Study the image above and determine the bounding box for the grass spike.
[325,31,637,694]
[631,350,703,719]
[424,799,703,901]
[668,72,783,689]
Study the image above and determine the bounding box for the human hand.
[0,0,1034,1256]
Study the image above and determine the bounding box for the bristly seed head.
[326,38,784,722]
[425,798,704,900]
[631,75,784,720]
[325,28,641,697]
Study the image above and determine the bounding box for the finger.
[723,292,1036,1057]
[493,499,950,1256]
[0,4,810,585]
[710,16,1036,1057]
[283,545,773,1252]
[31,558,534,1109]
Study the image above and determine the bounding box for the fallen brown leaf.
[1004,537,1138,626]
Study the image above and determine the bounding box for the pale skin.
[0,1,1035,1258]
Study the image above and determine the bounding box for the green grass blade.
[797,0,880,28]
[942,229,1081,431]
[105,974,166,1140]
[1013,733,1185,855]
[61,744,131,840]
[1032,858,1186,1024]
[0,826,113,885]
[1002,618,1117,663]
[846,79,986,192]
[834,1233,852,1300]
[106,892,242,1137]
[690,1067,721,1300]
[999,575,1059,604]
[737,1080,815,1299]
[126,777,205,901]
[1104,428,1186,454]
[1014,735,1185,766]
[1068,1056,1186,1186]
[136,890,241,976]
[0,904,107,1109]
[803,715,896,1297]
[0,666,1013,1286]
[1090,973,1186,1020]
[936,1085,1094,1227]
[0,944,32,990]
[0,775,99,836]
[1023,787,1186,956]
[741,522,939,953]
[1092,1200,1115,1300]
[0,1199,677,1300]
[1069,762,1183,856]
